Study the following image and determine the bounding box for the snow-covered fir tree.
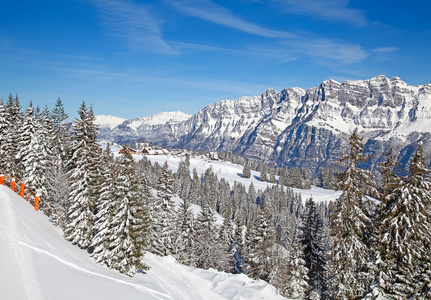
[16,102,51,204]
[15,102,37,179]
[260,164,268,182]
[149,161,177,256]
[2,93,23,177]
[91,143,117,265]
[50,97,70,162]
[284,234,309,300]
[326,129,376,299]
[376,143,431,298]
[65,102,102,249]
[45,98,70,223]
[219,208,237,272]
[194,199,230,271]
[242,161,251,179]
[243,201,277,282]
[176,161,191,200]
[188,167,201,205]
[300,197,327,299]
[175,195,196,265]
[377,147,401,201]
[100,145,150,276]
[0,99,9,171]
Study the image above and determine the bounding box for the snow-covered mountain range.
[97,111,191,145]
[97,75,431,175]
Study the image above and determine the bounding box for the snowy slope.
[0,186,287,300]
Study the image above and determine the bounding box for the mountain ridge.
[97,75,431,175]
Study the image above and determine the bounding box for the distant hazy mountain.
[98,75,431,175]
[96,111,191,144]
[95,115,127,130]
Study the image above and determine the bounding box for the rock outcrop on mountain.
[97,76,431,176]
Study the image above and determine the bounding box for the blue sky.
[1,0,430,120]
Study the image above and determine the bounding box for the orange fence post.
[11,179,15,192]
[0,175,4,185]
[20,183,25,198]
[34,195,40,211]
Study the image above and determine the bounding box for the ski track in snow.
[17,241,171,300]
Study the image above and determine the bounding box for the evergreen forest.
[0,94,430,299]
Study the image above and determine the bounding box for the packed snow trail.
[0,185,286,300]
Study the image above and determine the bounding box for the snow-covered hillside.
[0,185,288,300]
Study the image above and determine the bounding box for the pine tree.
[51,97,70,163]
[104,145,150,276]
[326,129,376,299]
[300,197,327,299]
[376,143,431,298]
[46,157,70,230]
[0,99,9,171]
[242,161,251,179]
[149,161,177,256]
[3,93,23,177]
[16,103,51,205]
[175,196,196,265]
[65,102,101,249]
[219,209,236,272]
[288,168,303,189]
[45,99,70,222]
[260,164,268,182]
[377,148,400,201]
[269,166,277,183]
[188,167,201,204]
[279,167,288,187]
[243,201,277,282]
[285,234,309,300]
[16,102,37,179]
[301,167,312,189]
[91,144,117,264]
[194,199,230,271]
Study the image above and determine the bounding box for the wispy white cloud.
[372,47,399,54]
[293,38,369,64]
[272,0,368,27]
[90,0,175,54]
[166,0,368,65]
[165,0,296,39]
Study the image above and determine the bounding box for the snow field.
[0,185,288,300]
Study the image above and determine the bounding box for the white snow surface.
[0,185,287,300]
[94,115,127,130]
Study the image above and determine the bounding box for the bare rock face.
[98,76,431,176]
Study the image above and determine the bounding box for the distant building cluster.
[118,142,219,161]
